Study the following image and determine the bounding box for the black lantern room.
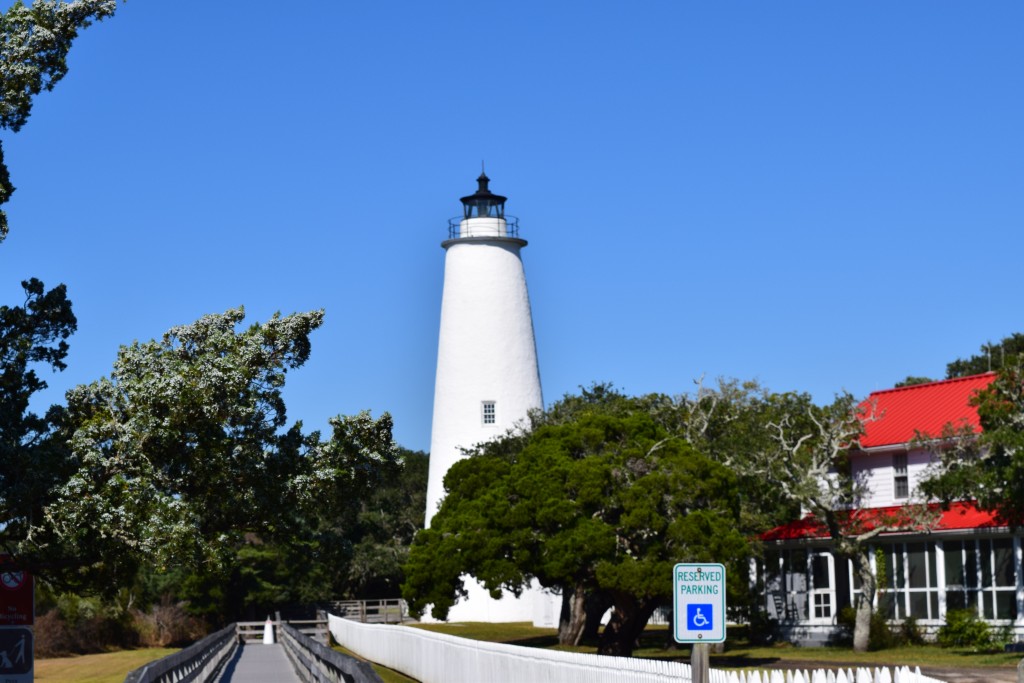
[460,172,506,219]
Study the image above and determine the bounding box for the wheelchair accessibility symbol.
[687,604,713,631]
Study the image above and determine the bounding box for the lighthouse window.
[482,401,496,425]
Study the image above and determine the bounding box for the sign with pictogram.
[0,627,32,678]
[0,556,32,627]
[673,563,726,643]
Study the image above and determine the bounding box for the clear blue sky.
[1,2,1021,452]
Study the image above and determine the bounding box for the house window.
[762,549,835,623]
[947,538,1019,620]
[482,401,496,425]
[877,541,940,620]
[980,538,1017,620]
[893,453,909,499]
[810,553,833,619]
[813,592,832,619]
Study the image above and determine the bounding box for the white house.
[759,373,1022,645]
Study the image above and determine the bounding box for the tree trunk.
[597,595,658,657]
[850,550,877,653]
[557,588,572,644]
[582,590,612,642]
[557,584,588,646]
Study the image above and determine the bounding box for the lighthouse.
[423,173,556,624]
[425,172,543,528]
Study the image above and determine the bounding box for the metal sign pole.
[691,642,709,683]
[674,562,725,683]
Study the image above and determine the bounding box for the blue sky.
[1,2,1021,452]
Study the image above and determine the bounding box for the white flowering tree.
[0,2,122,582]
[0,0,122,241]
[31,308,398,595]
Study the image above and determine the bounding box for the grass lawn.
[410,622,1022,672]
[38,644,415,683]
[333,644,418,683]
[36,648,178,683]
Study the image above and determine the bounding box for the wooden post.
[1017,656,1023,683]
[691,642,709,683]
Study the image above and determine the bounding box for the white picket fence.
[327,613,946,683]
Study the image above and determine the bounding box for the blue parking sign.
[687,603,713,631]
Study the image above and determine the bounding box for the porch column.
[936,541,947,621]
[1015,536,1023,627]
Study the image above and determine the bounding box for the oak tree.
[403,393,748,657]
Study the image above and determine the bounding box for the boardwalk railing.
[329,599,407,624]
[327,612,947,683]
[279,622,383,683]
[236,612,330,645]
[122,612,345,683]
[123,623,237,683]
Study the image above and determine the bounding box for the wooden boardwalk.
[214,643,301,683]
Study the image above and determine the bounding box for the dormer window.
[893,453,909,499]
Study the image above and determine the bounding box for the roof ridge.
[869,372,995,398]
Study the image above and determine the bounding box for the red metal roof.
[859,373,994,448]
[761,502,1003,541]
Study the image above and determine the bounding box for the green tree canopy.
[922,358,1024,529]
[946,332,1024,379]
[0,278,76,563]
[403,392,748,657]
[27,307,399,600]
[894,376,935,388]
[343,447,427,599]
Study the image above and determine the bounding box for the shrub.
[899,616,925,646]
[132,598,206,647]
[745,608,778,646]
[834,606,908,650]
[868,610,898,650]
[937,609,992,650]
[34,605,137,657]
[831,607,856,646]
[35,592,206,656]
[34,610,76,658]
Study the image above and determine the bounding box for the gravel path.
[917,666,1017,683]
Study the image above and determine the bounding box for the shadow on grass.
[708,654,784,668]
[505,635,561,648]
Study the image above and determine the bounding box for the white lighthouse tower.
[426,172,543,526]
[424,173,555,624]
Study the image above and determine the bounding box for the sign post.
[674,563,726,683]
[0,555,33,683]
